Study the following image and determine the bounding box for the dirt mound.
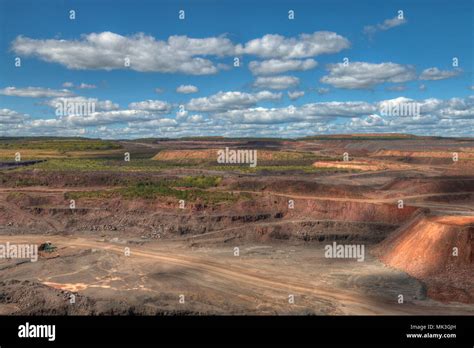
[152,149,307,162]
[231,179,370,198]
[0,279,199,315]
[381,177,474,195]
[371,149,474,159]
[313,160,410,171]
[0,279,96,315]
[374,214,474,303]
[153,149,218,160]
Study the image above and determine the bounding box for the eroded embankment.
[0,190,419,246]
[371,149,474,159]
[380,177,474,195]
[374,214,474,303]
[229,179,370,198]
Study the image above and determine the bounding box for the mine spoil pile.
[375,214,474,303]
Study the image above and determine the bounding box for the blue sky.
[0,0,472,138]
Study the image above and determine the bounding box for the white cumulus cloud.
[128,100,171,113]
[419,67,462,80]
[364,16,407,36]
[238,31,350,59]
[12,32,235,75]
[249,58,317,75]
[0,86,73,98]
[176,85,199,94]
[0,108,30,124]
[253,76,300,90]
[186,90,281,112]
[320,62,416,89]
[287,91,305,100]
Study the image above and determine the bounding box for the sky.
[0,0,472,139]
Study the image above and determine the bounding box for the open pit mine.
[0,135,473,315]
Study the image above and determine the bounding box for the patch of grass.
[6,155,357,175]
[0,139,122,151]
[32,158,110,171]
[119,182,241,203]
[9,157,194,172]
[175,175,222,189]
[108,159,198,171]
[65,190,115,200]
[6,192,27,199]
[13,178,43,186]
[65,176,240,204]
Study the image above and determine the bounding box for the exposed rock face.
[374,214,474,303]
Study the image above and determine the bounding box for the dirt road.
[0,235,472,315]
